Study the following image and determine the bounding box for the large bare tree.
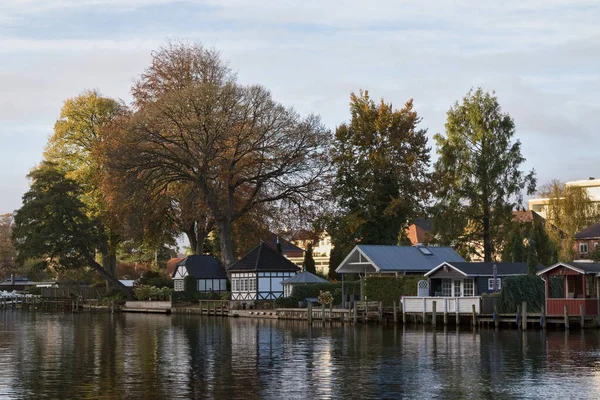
[105,42,331,266]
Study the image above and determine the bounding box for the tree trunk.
[217,220,236,267]
[85,254,132,298]
[483,204,492,262]
[184,221,208,255]
[102,251,117,290]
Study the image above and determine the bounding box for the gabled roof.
[281,271,329,285]
[173,255,227,279]
[265,232,305,253]
[336,244,465,273]
[537,261,600,276]
[575,223,600,239]
[426,262,541,277]
[166,257,184,277]
[228,242,301,272]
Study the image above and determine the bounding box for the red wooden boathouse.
[537,262,600,316]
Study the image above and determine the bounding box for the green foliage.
[136,270,172,288]
[527,238,538,275]
[431,88,536,262]
[291,281,359,305]
[304,242,316,274]
[0,213,17,279]
[502,224,525,262]
[133,284,172,301]
[274,296,301,308]
[329,90,431,252]
[363,275,424,306]
[12,162,102,272]
[499,275,563,313]
[184,275,197,294]
[591,247,600,262]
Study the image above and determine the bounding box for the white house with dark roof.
[172,255,228,293]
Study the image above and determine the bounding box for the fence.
[41,287,107,299]
[402,296,481,314]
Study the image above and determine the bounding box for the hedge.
[290,281,360,305]
[499,275,563,313]
[363,275,424,306]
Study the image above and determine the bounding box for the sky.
[1,0,600,215]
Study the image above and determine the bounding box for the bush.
[133,285,172,301]
[291,281,360,305]
[274,296,300,308]
[136,271,173,288]
[172,290,225,303]
[499,275,563,313]
[363,275,424,306]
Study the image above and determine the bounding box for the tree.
[0,214,16,278]
[527,238,538,275]
[104,42,331,266]
[501,224,525,262]
[44,91,126,283]
[304,242,316,274]
[432,88,536,262]
[11,162,131,296]
[541,180,600,261]
[330,91,431,247]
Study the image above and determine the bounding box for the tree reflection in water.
[2,311,600,399]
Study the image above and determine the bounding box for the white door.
[453,280,462,297]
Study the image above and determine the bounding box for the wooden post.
[580,304,585,329]
[329,303,333,324]
[516,305,521,329]
[432,301,437,328]
[393,301,398,324]
[471,304,476,327]
[564,304,569,330]
[402,298,406,324]
[494,305,499,329]
[308,301,313,325]
[522,301,527,331]
[541,306,546,329]
[353,304,358,324]
[322,304,326,325]
[443,298,448,326]
[379,301,383,324]
[423,298,427,324]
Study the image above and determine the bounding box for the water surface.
[1,311,600,399]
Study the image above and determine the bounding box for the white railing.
[401,296,481,314]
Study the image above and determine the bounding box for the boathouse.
[228,242,300,301]
[537,261,600,316]
[281,271,329,298]
[172,255,228,293]
[424,262,537,297]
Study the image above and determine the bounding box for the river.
[1,311,600,399]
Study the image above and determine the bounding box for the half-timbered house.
[229,242,300,301]
[172,255,228,293]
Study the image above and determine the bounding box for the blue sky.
[2,0,600,214]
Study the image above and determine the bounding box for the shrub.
[318,291,333,305]
[274,296,299,308]
[291,281,360,305]
[499,275,563,313]
[363,275,424,306]
[136,271,173,288]
[134,285,172,301]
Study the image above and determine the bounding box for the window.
[580,243,589,254]
[463,279,474,297]
[453,280,462,297]
[595,242,599,249]
[488,278,501,291]
[441,279,452,296]
[250,278,256,292]
[174,279,184,292]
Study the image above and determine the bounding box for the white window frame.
[174,279,184,292]
[580,243,589,254]
[441,279,452,297]
[488,278,502,291]
[463,278,474,297]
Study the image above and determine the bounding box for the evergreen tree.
[304,242,316,274]
[527,238,538,275]
[502,224,525,262]
[432,88,536,261]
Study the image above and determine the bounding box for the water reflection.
[2,311,600,399]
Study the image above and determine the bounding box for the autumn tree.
[328,90,431,255]
[105,42,331,266]
[432,88,536,262]
[11,163,131,295]
[44,91,126,282]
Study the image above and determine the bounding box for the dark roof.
[414,218,432,232]
[173,255,226,279]
[228,242,301,272]
[575,223,600,239]
[428,262,541,277]
[265,232,305,253]
[281,271,329,285]
[348,245,464,272]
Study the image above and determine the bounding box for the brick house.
[574,223,600,259]
[406,218,433,245]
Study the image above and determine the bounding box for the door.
[453,280,462,297]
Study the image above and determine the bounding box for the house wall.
[574,238,600,259]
